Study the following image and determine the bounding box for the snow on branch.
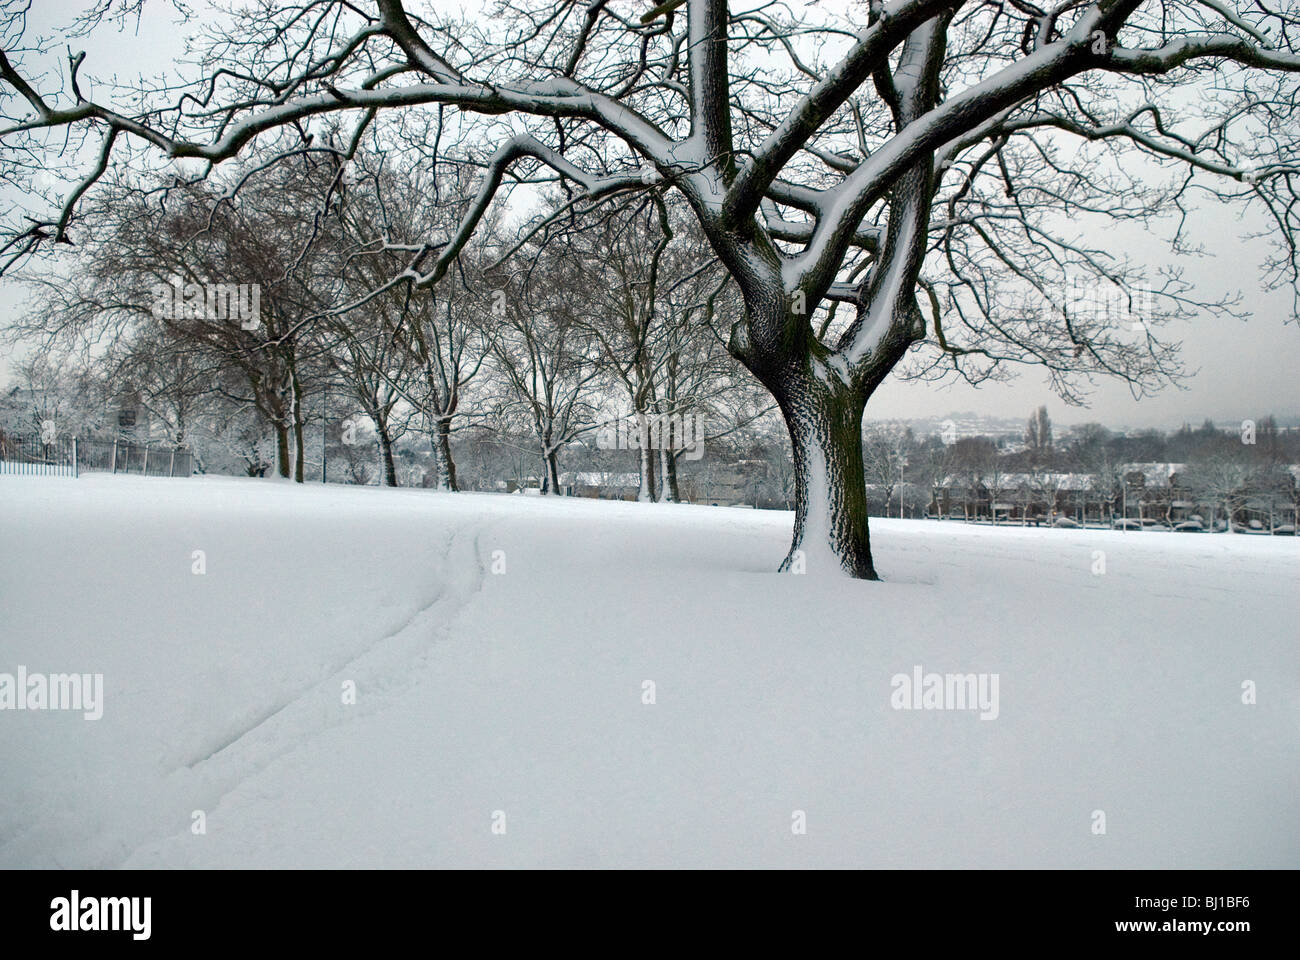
[721,0,959,227]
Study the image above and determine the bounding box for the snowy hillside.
[1,474,1296,868]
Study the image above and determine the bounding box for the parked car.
[1112,518,1143,530]
[1172,519,1205,532]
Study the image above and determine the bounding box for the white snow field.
[1,473,1296,869]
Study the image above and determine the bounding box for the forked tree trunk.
[770,371,877,579]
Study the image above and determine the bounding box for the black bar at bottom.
[1,868,1288,946]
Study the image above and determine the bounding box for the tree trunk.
[290,370,306,483]
[771,372,876,579]
[637,437,657,502]
[293,414,305,483]
[377,425,398,487]
[428,418,458,491]
[540,449,560,494]
[660,446,680,503]
[275,423,291,479]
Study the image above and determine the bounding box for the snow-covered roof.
[1049,472,1095,490]
[937,472,1100,490]
[997,472,1096,489]
[1120,462,1186,484]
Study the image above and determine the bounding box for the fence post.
[169,448,176,478]
[111,439,118,473]
[72,437,78,478]
[142,445,149,476]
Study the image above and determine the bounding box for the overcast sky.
[2,0,1296,430]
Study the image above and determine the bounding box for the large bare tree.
[3,0,1299,576]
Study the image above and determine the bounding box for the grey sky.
[2,0,1296,430]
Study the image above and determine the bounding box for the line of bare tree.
[3,128,760,494]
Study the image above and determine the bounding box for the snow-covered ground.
[1,474,1296,868]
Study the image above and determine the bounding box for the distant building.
[559,471,640,499]
[682,460,768,506]
[114,391,150,441]
[928,462,1298,530]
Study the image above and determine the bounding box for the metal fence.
[0,434,77,476]
[0,434,193,478]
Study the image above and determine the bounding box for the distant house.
[926,461,1300,529]
[488,476,554,494]
[560,471,641,499]
[554,460,772,506]
[114,391,150,441]
[1120,461,1185,492]
[682,460,769,506]
[931,471,1117,523]
[1115,462,1186,521]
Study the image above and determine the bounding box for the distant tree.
[1066,422,1112,456]
[489,236,604,494]
[1183,454,1252,531]
[752,420,796,510]
[561,196,740,502]
[333,148,499,492]
[103,334,216,448]
[1078,439,1124,522]
[1025,406,1053,460]
[863,425,911,517]
[1245,461,1294,530]
[950,435,1003,519]
[1255,414,1283,464]
[13,162,341,481]
[8,354,107,444]
[909,435,956,517]
[203,405,278,478]
[1116,429,1168,463]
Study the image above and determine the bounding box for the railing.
[0,435,193,478]
[0,435,77,476]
